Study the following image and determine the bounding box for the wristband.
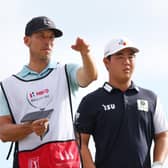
[152,161,163,168]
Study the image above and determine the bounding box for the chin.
[41,54,51,59]
[121,76,131,83]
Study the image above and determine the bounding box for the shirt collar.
[103,81,139,93]
[19,61,58,78]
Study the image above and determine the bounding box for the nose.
[43,37,54,47]
[43,37,51,43]
[123,56,131,64]
[123,54,135,64]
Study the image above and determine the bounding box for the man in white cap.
[75,37,168,168]
[0,16,97,168]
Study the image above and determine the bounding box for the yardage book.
[21,109,53,122]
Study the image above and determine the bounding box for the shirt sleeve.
[153,97,168,134]
[75,96,96,134]
[66,63,80,94]
[0,87,10,116]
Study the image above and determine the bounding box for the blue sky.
[0,0,168,167]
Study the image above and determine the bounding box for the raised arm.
[71,37,97,87]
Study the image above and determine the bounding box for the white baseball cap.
[104,37,139,58]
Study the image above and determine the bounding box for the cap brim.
[29,27,63,38]
[43,27,63,37]
[104,46,139,58]
[53,28,63,37]
[125,46,139,53]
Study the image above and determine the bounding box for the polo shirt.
[0,62,79,116]
[75,82,168,168]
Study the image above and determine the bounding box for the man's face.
[24,29,55,60]
[104,48,136,83]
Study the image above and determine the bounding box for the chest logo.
[137,99,149,112]
[27,88,52,110]
[102,104,116,111]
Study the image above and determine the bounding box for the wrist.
[152,161,163,168]
[22,122,33,134]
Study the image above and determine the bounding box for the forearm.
[153,131,168,163]
[72,37,97,87]
[0,122,33,142]
[81,145,95,168]
[78,51,97,87]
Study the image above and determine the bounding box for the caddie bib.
[1,64,80,168]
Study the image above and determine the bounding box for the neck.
[28,60,49,73]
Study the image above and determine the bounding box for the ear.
[24,36,30,47]
[103,57,109,70]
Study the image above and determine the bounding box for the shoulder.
[1,75,15,85]
[66,63,80,73]
[137,86,157,99]
[64,63,80,93]
[77,88,102,112]
[80,88,104,104]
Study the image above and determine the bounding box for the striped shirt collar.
[103,82,139,93]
